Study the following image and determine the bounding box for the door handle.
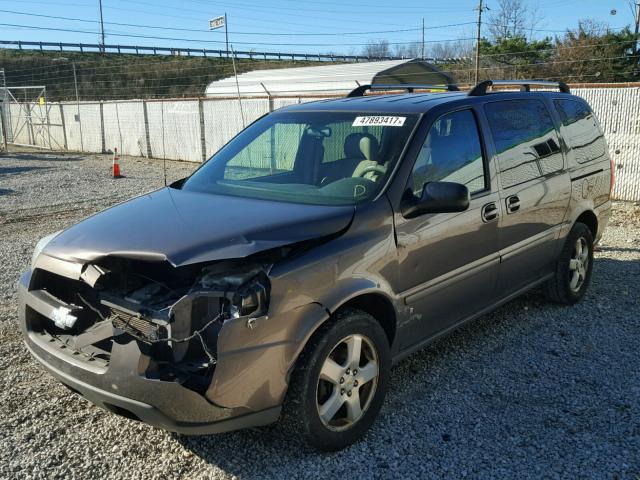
[506,195,520,214]
[481,202,499,222]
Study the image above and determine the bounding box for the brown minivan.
[19,80,612,451]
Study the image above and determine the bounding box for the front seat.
[346,133,385,181]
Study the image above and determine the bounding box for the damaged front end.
[27,257,270,400]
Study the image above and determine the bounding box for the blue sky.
[0,0,636,55]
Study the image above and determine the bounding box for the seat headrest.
[344,133,379,160]
[429,132,450,168]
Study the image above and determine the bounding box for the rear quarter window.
[553,99,606,164]
[485,99,564,189]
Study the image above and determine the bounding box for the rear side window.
[485,99,564,188]
[554,99,606,164]
[554,99,591,126]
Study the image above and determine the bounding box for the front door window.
[410,109,487,198]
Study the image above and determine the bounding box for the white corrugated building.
[205,59,455,97]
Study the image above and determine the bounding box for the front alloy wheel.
[317,334,379,430]
[281,309,390,451]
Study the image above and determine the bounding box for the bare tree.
[488,0,543,40]
[428,38,475,59]
[393,42,422,59]
[525,2,544,41]
[362,39,391,58]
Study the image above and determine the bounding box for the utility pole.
[98,0,106,53]
[422,18,425,59]
[633,2,640,59]
[225,13,229,58]
[474,0,484,84]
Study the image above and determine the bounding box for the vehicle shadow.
[174,257,639,478]
[0,165,52,176]
[598,246,640,253]
[1,152,85,162]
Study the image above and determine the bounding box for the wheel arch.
[574,209,598,239]
[334,292,398,348]
[285,287,400,389]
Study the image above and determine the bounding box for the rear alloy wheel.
[543,222,594,304]
[569,237,590,293]
[281,309,390,451]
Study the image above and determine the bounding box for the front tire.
[281,309,390,451]
[543,222,594,305]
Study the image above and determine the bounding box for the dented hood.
[43,187,354,266]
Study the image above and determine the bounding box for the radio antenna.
[163,156,167,187]
[160,100,167,187]
[230,45,246,127]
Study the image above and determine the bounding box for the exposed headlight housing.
[31,231,61,268]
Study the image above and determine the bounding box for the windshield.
[181,111,419,206]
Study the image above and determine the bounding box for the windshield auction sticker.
[352,116,406,127]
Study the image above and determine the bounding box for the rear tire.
[280,308,390,451]
[543,222,594,305]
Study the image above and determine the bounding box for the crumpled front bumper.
[18,269,281,434]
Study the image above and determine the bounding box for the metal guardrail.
[0,39,401,62]
[0,40,468,64]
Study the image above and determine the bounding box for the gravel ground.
[1,151,639,479]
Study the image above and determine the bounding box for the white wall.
[103,101,147,157]
[146,100,202,161]
[203,98,269,158]
[574,88,640,203]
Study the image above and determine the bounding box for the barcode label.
[352,116,406,127]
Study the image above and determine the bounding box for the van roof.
[278,92,467,114]
[277,89,580,115]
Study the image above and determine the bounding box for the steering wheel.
[355,164,387,178]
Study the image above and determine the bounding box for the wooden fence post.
[198,98,207,162]
[0,105,8,151]
[99,101,106,153]
[59,103,68,150]
[142,100,153,158]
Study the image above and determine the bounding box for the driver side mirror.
[401,181,470,219]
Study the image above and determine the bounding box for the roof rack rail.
[347,83,459,98]
[468,80,571,96]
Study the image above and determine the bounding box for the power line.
[183,0,477,14]
[3,20,633,49]
[4,0,596,34]
[2,8,626,37]
[0,21,479,46]
[0,8,476,36]
[102,0,417,29]
[115,0,468,27]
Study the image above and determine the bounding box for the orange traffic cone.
[112,148,123,178]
